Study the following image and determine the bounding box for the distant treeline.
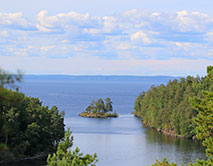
[134,66,213,138]
[23,75,176,82]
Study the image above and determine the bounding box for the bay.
[19,76,205,166]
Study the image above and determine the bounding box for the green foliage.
[153,66,213,166]
[0,70,65,159]
[153,91,213,166]
[190,67,213,163]
[207,66,213,79]
[0,69,22,89]
[95,99,105,113]
[105,97,113,112]
[80,98,118,118]
[86,100,96,113]
[152,158,178,166]
[189,90,213,166]
[134,66,213,138]
[47,128,98,166]
[0,88,65,158]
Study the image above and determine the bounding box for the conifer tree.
[105,97,113,112]
[47,128,98,166]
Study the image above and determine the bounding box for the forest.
[0,70,65,161]
[134,66,213,139]
[0,70,97,165]
[135,66,213,165]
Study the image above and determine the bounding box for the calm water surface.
[20,78,205,166]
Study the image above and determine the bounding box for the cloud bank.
[0,9,213,75]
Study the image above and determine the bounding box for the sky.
[0,0,213,76]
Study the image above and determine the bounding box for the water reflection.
[66,115,206,166]
[145,128,205,152]
[144,126,206,164]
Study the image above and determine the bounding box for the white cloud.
[172,10,209,32]
[40,46,55,53]
[36,23,52,32]
[117,43,132,50]
[1,9,213,75]
[36,10,101,33]
[102,16,117,33]
[130,31,151,44]
[0,12,34,30]
[206,32,213,43]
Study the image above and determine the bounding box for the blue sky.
[0,0,213,76]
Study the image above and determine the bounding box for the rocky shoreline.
[79,112,118,118]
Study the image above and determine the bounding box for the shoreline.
[133,112,196,139]
[79,112,118,118]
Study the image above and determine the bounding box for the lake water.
[20,77,206,166]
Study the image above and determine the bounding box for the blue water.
[20,78,205,166]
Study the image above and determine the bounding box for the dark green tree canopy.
[153,66,213,166]
[0,70,65,160]
[134,66,213,138]
[95,99,105,112]
[47,128,98,166]
[105,97,113,112]
[207,66,213,79]
[79,98,118,118]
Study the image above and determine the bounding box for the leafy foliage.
[189,92,213,165]
[85,98,113,113]
[0,70,65,159]
[105,97,113,112]
[79,98,118,118]
[47,128,98,166]
[152,66,213,166]
[152,158,178,166]
[134,66,213,138]
[0,69,22,89]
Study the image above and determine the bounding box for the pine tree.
[105,97,113,112]
[47,128,98,166]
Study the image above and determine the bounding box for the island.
[79,97,118,118]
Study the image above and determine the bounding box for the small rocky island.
[79,97,118,118]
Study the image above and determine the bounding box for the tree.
[105,97,113,112]
[0,69,22,89]
[153,66,213,166]
[0,69,23,159]
[191,91,213,157]
[47,128,98,166]
[207,66,213,79]
[134,66,213,138]
[86,100,96,113]
[95,99,105,113]
[152,158,177,166]
[0,69,65,159]
[189,67,213,165]
[79,98,117,118]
